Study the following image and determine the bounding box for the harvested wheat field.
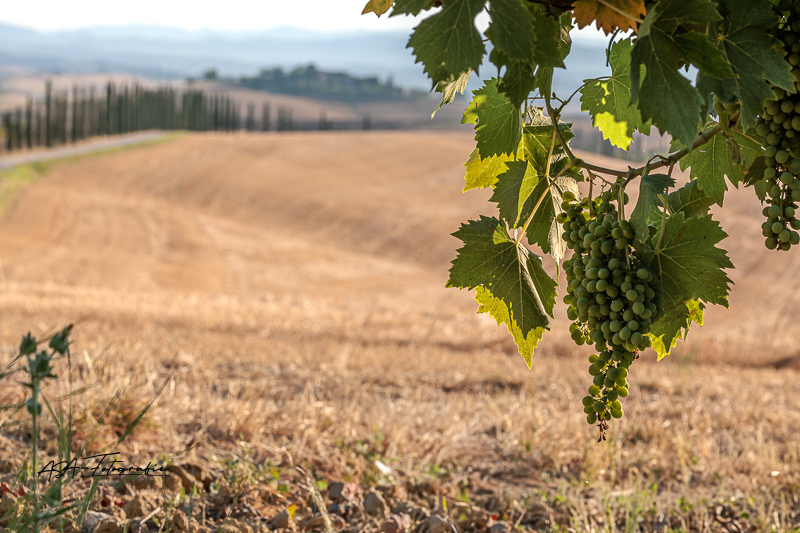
[0,131,798,532]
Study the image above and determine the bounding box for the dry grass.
[0,132,798,531]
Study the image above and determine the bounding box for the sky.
[2,1,442,32]
[0,0,607,41]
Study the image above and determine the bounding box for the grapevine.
[364,0,797,439]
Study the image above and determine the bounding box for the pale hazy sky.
[2,1,437,32]
[1,0,606,41]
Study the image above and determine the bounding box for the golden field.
[0,132,798,532]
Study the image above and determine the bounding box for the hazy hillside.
[0,22,608,103]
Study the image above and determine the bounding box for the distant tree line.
[0,81,251,152]
[236,65,416,102]
[0,80,381,153]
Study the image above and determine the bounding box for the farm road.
[0,131,168,170]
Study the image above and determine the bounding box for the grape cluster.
[751,4,800,251]
[759,162,800,250]
[558,189,664,437]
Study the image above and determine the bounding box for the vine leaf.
[489,0,538,62]
[463,79,523,158]
[630,174,674,243]
[573,0,645,35]
[407,0,486,88]
[697,0,795,127]
[463,149,514,191]
[362,0,394,16]
[527,5,570,69]
[490,118,579,262]
[475,288,545,369]
[533,11,573,98]
[447,216,557,367]
[580,38,650,150]
[630,0,727,147]
[492,161,539,228]
[665,179,715,219]
[674,128,763,206]
[648,299,705,361]
[491,49,536,109]
[649,212,733,357]
[432,69,472,118]
[390,0,437,16]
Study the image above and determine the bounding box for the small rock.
[417,515,452,533]
[381,513,411,533]
[327,481,357,502]
[83,510,125,533]
[169,509,189,531]
[489,521,511,533]
[364,491,388,517]
[183,463,216,491]
[391,502,429,522]
[167,464,201,492]
[267,510,291,530]
[123,493,158,519]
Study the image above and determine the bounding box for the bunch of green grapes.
[759,160,800,250]
[750,1,800,251]
[558,188,664,437]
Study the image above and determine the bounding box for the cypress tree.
[72,86,79,143]
[262,103,270,131]
[25,98,33,149]
[3,114,11,152]
[247,103,255,131]
[106,82,114,135]
[45,80,53,147]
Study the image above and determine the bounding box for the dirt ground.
[0,132,798,532]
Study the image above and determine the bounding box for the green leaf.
[492,161,538,227]
[407,0,486,88]
[475,287,545,368]
[666,179,715,219]
[432,69,472,118]
[362,0,394,16]
[673,32,734,80]
[447,216,558,367]
[463,148,514,191]
[648,299,705,360]
[630,6,709,147]
[489,116,579,262]
[532,12,573,98]
[630,174,674,243]
[652,211,733,330]
[523,174,579,263]
[491,48,536,109]
[528,5,570,69]
[463,79,523,157]
[697,0,795,127]
[391,0,437,16]
[580,38,650,150]
[676,127,763,205]
[489,0,537,62]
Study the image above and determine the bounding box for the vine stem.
[544,89,740,188]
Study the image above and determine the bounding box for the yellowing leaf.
[362,0,394,16]
[572,0,645,35]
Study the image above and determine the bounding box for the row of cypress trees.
[1,81,277,153]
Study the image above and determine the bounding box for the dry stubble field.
[0,131,798,532]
